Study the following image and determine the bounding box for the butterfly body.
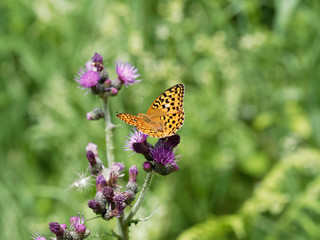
[117,83,185,138]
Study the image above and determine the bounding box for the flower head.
[143,161,153,172]
[92,52,103,63]
[75,224,87,234]
[85,143,103,175]
[49,222,63,236]
[155,135,180,150]
[69,216,78,228]
[87,108,104,120]
[115,60,141,87]
[126,165,139,194]
[60,224,67,230]
[151,145,176,165]
[109,87,118,96]
[129,165,138,183]
[113,193,127,214]
[150,143,181,175]
[102,162,125,187]
[102,186,114,202]
[69,213,90,238]
[70,213,84,229]
[86,143,98,157]
[88,199,105,214]
[124,128,149,153]
[112,162,124,172]
[86,151,96,165]
[96,175,107,191]
[75,69,100,88]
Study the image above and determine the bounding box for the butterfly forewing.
[147,84,185,137]
[146,84,184,116]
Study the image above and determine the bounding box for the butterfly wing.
[117,84,185,138]
[146,83,185,137]
[116,113,164,137]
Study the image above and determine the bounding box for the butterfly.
[117,83,185,138]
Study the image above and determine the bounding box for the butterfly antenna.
[85,215,101,221]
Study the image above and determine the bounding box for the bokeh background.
[1,0,320,239]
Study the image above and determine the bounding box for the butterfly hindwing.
[116,113,164,137]
[158,111,185,137]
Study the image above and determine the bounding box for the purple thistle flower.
[69,216,78,227]
[75,69,100,88]
[126,165,139,194]
[86,143,98,157]
[115,60,141,87]
[113,193,127,210]
[96,175,107,192]
[109,87,118,96]
[92,52,103,63]
[112,162,124,172]
[123,190,135,204]
[85,143,103,175]
[155,134,180,150]
[86,151,96,165]
[124,128,149,153]
[31,233,46,240]
[70,213,85,229]
[49,222,63,236]
[68,213,90,238]
[88,199,105,214]
[60,224,67,230]
[75,224,87,234]
[151,145,176,165]
[101,162,124,187]
[129,165,138,183]
[102,186,114,202]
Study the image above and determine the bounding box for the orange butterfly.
[117,84,185,138]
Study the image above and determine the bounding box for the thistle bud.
[143,161,153,172]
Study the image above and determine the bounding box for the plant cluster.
[31,53,182,240]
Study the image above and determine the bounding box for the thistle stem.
[117,215,129,240]
[102,96,126,239]
[125,172,154,224]
[102,96,154,239]
[102,96,115,166]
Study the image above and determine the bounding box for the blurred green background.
[1,0,320,239]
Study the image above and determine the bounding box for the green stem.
[125,172,154,224]
[117,215,129,240]
[102,96,114,167]
[101,96,154,239]
[102,96,127,239]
